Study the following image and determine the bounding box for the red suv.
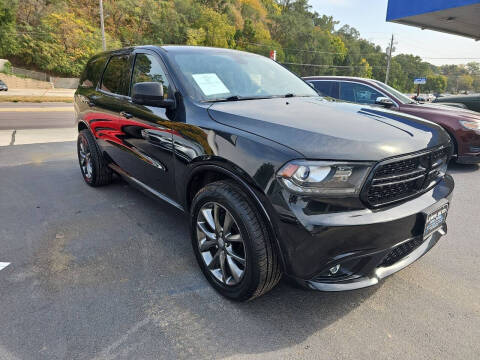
[304,76,480,164]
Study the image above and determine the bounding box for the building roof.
[387,0,480,40]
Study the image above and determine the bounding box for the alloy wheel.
[196,202,246,286]
[79,137,93,180]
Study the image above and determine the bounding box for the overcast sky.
[310,0,480,66]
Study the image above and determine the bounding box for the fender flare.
[185,162,287,272]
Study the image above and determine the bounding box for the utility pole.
[99,0,106,51]
[385,34,394,85]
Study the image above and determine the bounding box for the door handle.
[120,111,133,119]
[81,97,95,107]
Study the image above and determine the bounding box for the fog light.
[329,264,341,275]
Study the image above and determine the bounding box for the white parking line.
[0,128,77,146]
[0,263,10,271]
[0,130,13,146]
[0,107,73,112]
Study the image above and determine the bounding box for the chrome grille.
[363,147,450,207]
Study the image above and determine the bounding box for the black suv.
[75,46,454,301]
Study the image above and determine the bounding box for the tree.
[457,74,474,93]
[424,75,447,94]
[0,0,18,57]
[15,11,115,76]
[473,77,480,93]
[2,0,477,85]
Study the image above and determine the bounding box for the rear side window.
[79,55,108,89]
[339,82,383,104]
[310,81,339,98]
[131,53,170,98]
[100,55,130,96]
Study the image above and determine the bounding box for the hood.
[208,97,449,161]
[402,103,480,121]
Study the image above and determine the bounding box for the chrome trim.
[108,163,184,211]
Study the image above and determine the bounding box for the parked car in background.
[0,80,8,91]
[304,76,480,164]
[413,95,428,102]
[433,94,480,113]
[75,46,454,301]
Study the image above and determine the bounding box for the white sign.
[192,73,230,96]
[414,78,427,85]
[0,262,10,271]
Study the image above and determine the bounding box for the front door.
[117,51,178,201]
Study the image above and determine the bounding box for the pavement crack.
[9,129,16,146]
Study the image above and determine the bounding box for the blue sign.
[414,78,427,85]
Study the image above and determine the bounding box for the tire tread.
[78,129,113,187]
[192,180,281,301]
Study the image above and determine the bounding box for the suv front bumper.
[270,175,454,291]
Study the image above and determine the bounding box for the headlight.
[460,120,480,132]
[277,161,373,197]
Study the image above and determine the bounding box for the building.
[387,0,480,40]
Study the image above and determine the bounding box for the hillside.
[0,0,479,93]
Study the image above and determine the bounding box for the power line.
[8,28,480,62]
[280,62,386,69]
[422,57,480,60]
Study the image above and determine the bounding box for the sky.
[309,0,480,66]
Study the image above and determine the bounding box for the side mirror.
[375,96,394,108]
[132,82,175,109]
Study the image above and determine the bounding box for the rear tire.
[190,180,282,301]
[77,129,113,187]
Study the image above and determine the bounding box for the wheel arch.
[78,120,89,133]
[185,163,287,272]
[441,125,459,157]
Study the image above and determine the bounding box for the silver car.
[0,80,8,91]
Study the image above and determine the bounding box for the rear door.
[308,80,339,98]
[90,52,136,175]
[338,81,385,105]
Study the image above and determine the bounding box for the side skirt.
[108,163,184,212]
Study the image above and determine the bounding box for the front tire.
[190,180,282,301]
[77,129,113,187]
[446,131,458,162]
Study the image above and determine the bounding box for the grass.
[0,96,73,103]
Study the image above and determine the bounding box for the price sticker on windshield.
[192,73,230,96]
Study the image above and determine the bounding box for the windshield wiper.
[209,95,272,103]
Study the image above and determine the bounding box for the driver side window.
[339,82,384,105]
[131,54,169,98]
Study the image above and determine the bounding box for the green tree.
[424,75,447,94]
[16,11,115,76]
[473,77,480,92]
[457,74,474,92]
[3,0,477,85]
[0,0,18,57]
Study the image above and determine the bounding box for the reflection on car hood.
[208,97,449,161]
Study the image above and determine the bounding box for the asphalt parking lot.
[0,114,479,359]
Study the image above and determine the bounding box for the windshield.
[169,49,318,102]
[373,80,415,104]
